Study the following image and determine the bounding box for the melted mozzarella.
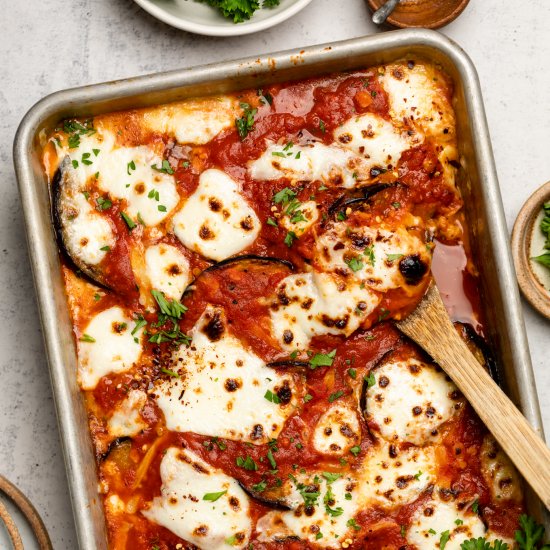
[360,443,435,508]
[381,63,455,141]
[365,358,460,446]
[97,145,179,226]
[248,141,369,188]
[142,97,239,145]
[407,495,486,549]
[480,435,522,503]
[145,243,190,301]
[107,390,147,439]
[154,307,297,444]
[143,447,251,549]
[315,221,430,293]
[77,307,144,390]
[279,200,319,236]
[269,271,380,350]
[333,113,416,169]
[64,129,179,227]
[312,404,361,456]
[58,160,115,266]
[172,169,260,261]
[256,473,360,548]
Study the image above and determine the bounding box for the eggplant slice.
[182,254,295,297]
[53,157,115,288]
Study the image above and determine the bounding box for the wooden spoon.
[396,283,550,510]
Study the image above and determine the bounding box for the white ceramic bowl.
[133,0,313,36]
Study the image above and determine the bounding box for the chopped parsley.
[151,159,174,175]
[440,531,451,550]
[151,290,187,319]
[251,480,267,493]
[148,189,160,201]
[236,455,258,471]
[273,187,297,205]
[471,499,479,514]
[202,490,227,502]
[160,367,179,378]
[346,256,364,272]
[324,486,343,517]
[127,160,136,175]
[322,472,341,484]
[365,372,376,388]
[350,445,361,457]
[347,368,357,379]
[303,393,313,403]
[364,245,375,266]
[63,119,95,149]
[235,102,257,140]
[96,196,112,211]
[81,152,93,166]
[131,317,147,336]
[264,389,281,404]
[347,518,361,531]
[309,349,336,369]
[120,211,136,230]
[79,334,95,343]
[266,217,278,227]
[386,253,404,262]
[99,245,110,252]
[328,390,344,403]
[284,231,297,247]
[319,119,326,133]
[267,449,277,470]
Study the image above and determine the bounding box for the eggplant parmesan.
[41,59,525,549]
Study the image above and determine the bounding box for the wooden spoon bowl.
[366,0,470,29]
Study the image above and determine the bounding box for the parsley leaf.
[346,256,364,272]
[203,490,227,502]
[235,102,258,139]
[328,390,344,402]
[440,531,450,550]
[151,159,174,175]
[514,514,550,550]
[264,389,280,404]
[236,455,258,471]
[309,349,336,369]
[284,231,297,247]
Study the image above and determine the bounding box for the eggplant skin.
[182,254,295,297]
[238,481,292,511]
[53,157,111,288]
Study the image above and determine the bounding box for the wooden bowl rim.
[511,180,550,320]
[366,0,471,29]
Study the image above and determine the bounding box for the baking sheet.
[13,29,547,549]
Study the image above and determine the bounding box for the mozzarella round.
[381,63,455,141]
[312,404,361,456]
[142,97,239,145]
[407,495,486,550]
[107,390,147,439]
[365,358,460,446]
[360,443,436,508]
[145,243,191,301]
[97,145,179,226]
[172,169,260,261]
[77,306,144,390]
[269,271,380,350]
[315,221,431,293]
[248,141,369,188]
[333,112,416,170]
[154,306,297,444]
[143,447,252,550]
[57,161,115,267]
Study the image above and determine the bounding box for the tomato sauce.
[48,62,523,550]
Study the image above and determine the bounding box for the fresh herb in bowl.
[532,201,550,269]
[196,0,280,23]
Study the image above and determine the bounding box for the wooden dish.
[367,0,470,29]
[511,181,550,320]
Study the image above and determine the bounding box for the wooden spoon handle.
[397,284,550,510]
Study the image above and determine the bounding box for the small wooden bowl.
[367,0,470,29]
[511,181,550,320]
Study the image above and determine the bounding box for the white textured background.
[0,0,549,547]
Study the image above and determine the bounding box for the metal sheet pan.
[13,29,547,550]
